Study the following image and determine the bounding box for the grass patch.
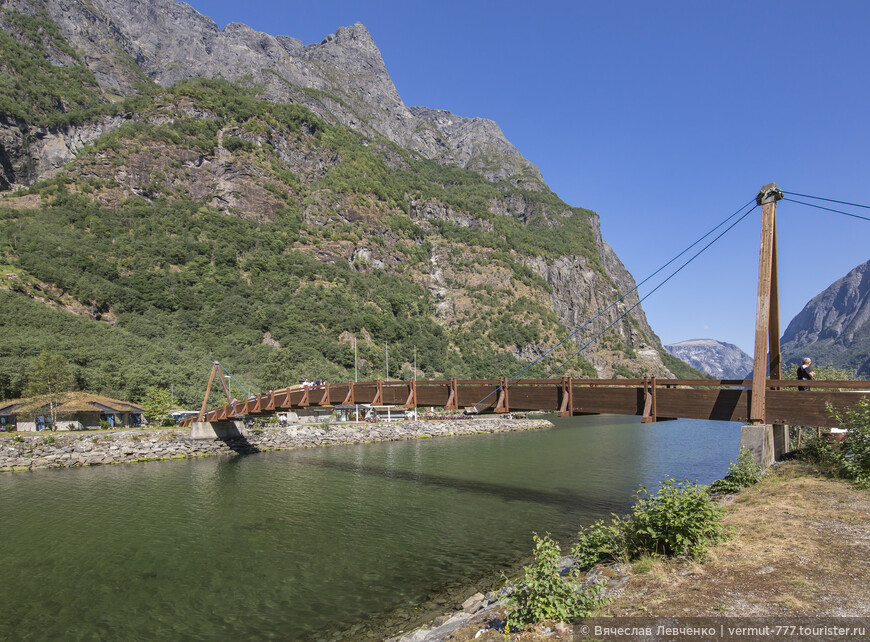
[600,461,870,618]
[630,554,657,575]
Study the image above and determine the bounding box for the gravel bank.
[0,416,553,472]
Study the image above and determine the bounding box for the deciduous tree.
[23,351,71,429]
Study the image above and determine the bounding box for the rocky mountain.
[1,0,539,186]
[0,0,700,404]
[781,259,870,377]
[664,339,752,380]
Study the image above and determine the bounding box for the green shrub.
[626,478,726,559]
[710,446,763,494]
[573,477,727,567]
[571,519,626,567]
[223,136,256,153]
[831,399,870,485]
[802,399,870,487]
[505,533,607,630]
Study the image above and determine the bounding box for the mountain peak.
[781,259,870,376]
[665,339,752,379]
[36,0,540,182]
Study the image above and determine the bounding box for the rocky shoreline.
[0,416,553,472]
[384,559,622,642]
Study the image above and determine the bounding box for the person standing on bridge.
[797,358,815,391]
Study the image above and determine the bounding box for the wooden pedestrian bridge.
[183,376,868,429]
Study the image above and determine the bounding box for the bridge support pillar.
[190,420,247,440]
[773,423,790,460]
[739,423,790,468]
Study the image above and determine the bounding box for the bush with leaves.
[572,477,727,568]
[836,399,870,486]
[511,479,729,628]
[505,533,607,630]
[626,478,727,559]
[710,447,763,494]
[571,519,627,567]
[801,399,870,488]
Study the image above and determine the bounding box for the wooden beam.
[445,378,458,410]
[641,377,657,423]
[197,362,219,422]
[404,381,417,409]
[318,383,330,406]
[342,382,355,405]
[559,377,573,417]
[264,391,275,411]
[750,183,782,424]
[495,377,509,413]
[769,225,782,382]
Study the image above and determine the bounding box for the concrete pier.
[190,420,247,440]
[739,423,790,468]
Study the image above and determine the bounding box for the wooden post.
[404,380,417,409]
[495,377,509,413]
[750,183,782,424]
[197,362,220,422]
[371,380,383,405]
[342,382,355,405]
[769,225,782,382]
[445,378,458,410]
[317,382,331,406]
[641,376,657,423]
[559,377,573,417]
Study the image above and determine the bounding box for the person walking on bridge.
[797,357,815,391]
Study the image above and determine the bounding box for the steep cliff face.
[665,339,753,380]
[0,0,680,385]
[781,260,870,376]
[35,0,541,185]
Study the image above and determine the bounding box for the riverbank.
[0,416,553,472]
[390,461,870,641]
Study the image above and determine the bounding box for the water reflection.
[294,455,625,513]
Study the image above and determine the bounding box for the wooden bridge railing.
[182,378,870,429]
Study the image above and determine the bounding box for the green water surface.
[0,415,740,640]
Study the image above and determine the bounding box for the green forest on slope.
[0,78,617,408]
[0,190,602,406]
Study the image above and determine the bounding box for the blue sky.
[186,0,869,356]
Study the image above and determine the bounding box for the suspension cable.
[548,203,759,376]
[781,197,870,223]
[470,197,758,410]
[216,361,251,398]
[780,190,870,210]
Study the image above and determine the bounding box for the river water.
[0,414,740,640]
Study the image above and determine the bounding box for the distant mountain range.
[664,339,752,380]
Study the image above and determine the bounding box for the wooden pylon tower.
[196,361,235,422]
[750,183,784,424]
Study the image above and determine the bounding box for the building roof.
[0,393,144,416]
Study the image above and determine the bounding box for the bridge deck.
[183,378,870,428]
